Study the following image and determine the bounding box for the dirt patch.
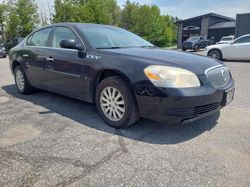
[0,96,10,103]
[0,125,41,147]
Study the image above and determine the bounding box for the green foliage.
[53,0,177,47]
[0,4,7,30]
[120,1,177,47]
[0,0,177,46]
[3,0,39,40]
[53,0,120,25]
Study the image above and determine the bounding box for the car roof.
[236,34,250,39]
[41,23,118,30]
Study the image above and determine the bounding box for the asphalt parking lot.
[0,55,250,187]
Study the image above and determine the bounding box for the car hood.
[100,48,223,75]
[206,43,230,49]
[217,41,232,44]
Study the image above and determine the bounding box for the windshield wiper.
[96,46,121,49]
[140,45,156,48]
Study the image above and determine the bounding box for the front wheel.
[208,49,222,60]
[96,76,139,129]
[193,45,199,52]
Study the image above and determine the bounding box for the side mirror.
[60,39,86,58]
[60,39,85,51]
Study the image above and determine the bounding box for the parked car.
[216,35,234,44]
[9,23,234,128]
[0,43,7,58]
[182,36,213,51]
[206,34,250,61]
[5,37,24,52]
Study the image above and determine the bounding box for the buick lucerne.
[9,23,235,128]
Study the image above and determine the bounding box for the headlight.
[144,65,200,88]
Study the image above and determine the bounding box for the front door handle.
[46,57,54,62]
[23,54,29,58]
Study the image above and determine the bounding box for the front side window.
[78,25,153,49]
[187,36,200,42]
[51,27,80,48]
[221,36,233,41]
[234,36,250,44]
[27,28,52,46]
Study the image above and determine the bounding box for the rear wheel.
[14,66,34,94]
[208,49,222,60]
[96,76,139,128]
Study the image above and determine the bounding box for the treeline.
[0,0,178,47]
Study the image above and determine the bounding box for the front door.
[45,26,88,98]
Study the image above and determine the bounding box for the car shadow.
[2,84,220,145]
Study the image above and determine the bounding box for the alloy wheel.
[209,50,221,60]
[100,86,125,121]
[15,69,25,91]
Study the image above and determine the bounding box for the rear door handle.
[46,57,54,62]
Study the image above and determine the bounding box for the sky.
[116,0,250,19]
[1,0,249,20]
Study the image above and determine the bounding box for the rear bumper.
[135,80,234,125]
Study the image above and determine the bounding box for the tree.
[5,0,39,40]
[53,0,120,25]
[0,4,7,32]
[0,3,8,42]
[120,2,177,47]
[51,0,178,47]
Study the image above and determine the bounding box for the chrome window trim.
[24,25,87,52]
[46,69,81,78]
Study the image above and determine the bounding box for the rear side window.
[51,27,80,48]
[27,28,52,46]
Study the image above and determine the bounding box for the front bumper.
[0,50,7,56]
[135,79,234,125]
[182,42,196,50]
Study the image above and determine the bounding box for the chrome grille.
[205,65,230,88]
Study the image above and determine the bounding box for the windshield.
[77,25,153,49]
[221,37,233,41]
[187,36,200,42]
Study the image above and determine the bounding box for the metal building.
[235,13,250,38]
[177,13,235,48]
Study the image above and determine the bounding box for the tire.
[3,55,6,58]
[208,49,222,61]
[182,48,186,51]
[193,45,199,52]
[95,76,139,129]
[14,65,34,94]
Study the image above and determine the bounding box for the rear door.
[24,27,53,88]
[45,26,88,98]
[223,36,250,60]
[232,36,250,60]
